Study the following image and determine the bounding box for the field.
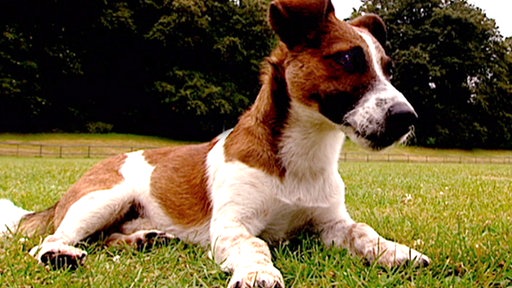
[0,134,511,287]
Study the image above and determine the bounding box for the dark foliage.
[0,0,274,140]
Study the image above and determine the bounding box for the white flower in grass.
[413,239,424,248]
[401,193,413,204]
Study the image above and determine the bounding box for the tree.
[0,0,97,131]
[146,0,274,139]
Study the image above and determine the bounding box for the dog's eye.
[383,57,394,79]
[331,47,367,74]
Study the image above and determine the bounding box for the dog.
[0,0,430,287]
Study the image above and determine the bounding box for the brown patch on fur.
[349,14,387,47]
[269,0,334,48]
[283,13,379,112]
[145,142,214,228]
[18,205,56,237]
[53,154,127,227]
[224,45,289,179]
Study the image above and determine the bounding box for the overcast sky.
[332,0,511,38]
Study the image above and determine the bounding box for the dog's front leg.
[210,210,284,288]
[316,207,431,267]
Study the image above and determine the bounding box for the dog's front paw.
[29,242,87,270]
[228,265,284,288]
[375,240,430,267]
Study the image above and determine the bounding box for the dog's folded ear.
[269,0,334,48]
[349,14,387,47]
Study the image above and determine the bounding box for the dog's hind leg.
[29,186,137,269]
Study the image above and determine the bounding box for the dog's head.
[269,0,417,150]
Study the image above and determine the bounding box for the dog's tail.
[0,199,55,237]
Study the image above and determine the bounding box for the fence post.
[39,144,43,157]
[87,146,91,158]
[59,146,63,158]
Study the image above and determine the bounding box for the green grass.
[1,157,511,287]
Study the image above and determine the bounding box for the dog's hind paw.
[136,230,175,251]
[105,229,175,251]
[30,243,87,270]
[40,250,87,270]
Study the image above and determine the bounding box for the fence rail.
[339,151,512,164]
[0,142,511,164]
[0,142,156,159]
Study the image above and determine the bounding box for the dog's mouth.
[343,125,415,151]
[365,126,415,150]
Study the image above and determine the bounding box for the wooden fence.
[0,142,511,164]
[339,151,512,164]
[0,142,154,158]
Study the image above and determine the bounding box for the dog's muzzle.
[367,102,418,149]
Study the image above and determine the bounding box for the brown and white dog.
[1,0,430,287]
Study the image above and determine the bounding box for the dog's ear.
[349,14,387,47]
[269,0,334,48]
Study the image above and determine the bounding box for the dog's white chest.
[257,205,315,242]
[206,131,346,242]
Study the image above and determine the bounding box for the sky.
[332,0,512,38]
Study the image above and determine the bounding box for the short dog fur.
[1,0,430,287]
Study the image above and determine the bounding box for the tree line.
[0,0,274,140]
[1,0,511,148]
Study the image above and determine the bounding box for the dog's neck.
[224,44,345,180]
[279,100,345,180]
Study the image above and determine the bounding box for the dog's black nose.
[385,102,418,138]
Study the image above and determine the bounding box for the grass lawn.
[0,135,511,287]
